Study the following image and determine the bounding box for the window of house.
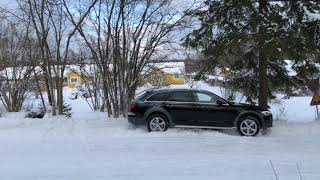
[70,77,78,83]
[173,73,179,79]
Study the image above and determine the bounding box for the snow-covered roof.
[0,62,187,80]
[144,62,185,74]
[0,64,97,80]
[207,75,224,81]
[0,66,42,80]
[65,64,97,76]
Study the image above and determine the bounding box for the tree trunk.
[258,53,268,110]
[56,77,64,115]
[43,71,53,105]
[34,72,47,112]
[49,77,56,116]
[258,0,268,110]
[103,82,112,117]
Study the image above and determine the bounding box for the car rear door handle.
[200,106,209,110]
[165,104,174,108]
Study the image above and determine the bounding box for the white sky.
[0,0,200,60]
[0,0,17,8]
[0,0,18,15]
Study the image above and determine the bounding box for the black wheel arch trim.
[234,111,264,128]
[143,107,175,127]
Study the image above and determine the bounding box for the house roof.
[65,64,97,76]
[0,65,96,79]
[0,61,186,80]
[143,62,185,74]
[0,66,42,80]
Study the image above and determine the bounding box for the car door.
[192,92,238,127]
[164,91,196,126]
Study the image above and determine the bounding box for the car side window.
[195,92,218,104]
[168,91,193,102]
[147,92,170,101]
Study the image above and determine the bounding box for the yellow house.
[163,72,185,85]
[143,62,185,86]
[65,65,95,88]
[67,71,85,88]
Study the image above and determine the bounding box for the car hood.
[230,103,264,111]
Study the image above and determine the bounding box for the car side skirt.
[174,125,235,130]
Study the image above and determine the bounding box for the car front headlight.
[261,110,272,116]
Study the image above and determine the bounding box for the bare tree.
[67,49,103,111]
[0,16,38,112]
[64,0,196,117]
[16,0,98,115]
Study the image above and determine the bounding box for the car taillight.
[129,103,136,110]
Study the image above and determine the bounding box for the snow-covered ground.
[0,82,319,180]
[1,113,320,180]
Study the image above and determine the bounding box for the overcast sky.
[0,0,201,60]
[0,0,16,6]
[0,0,17,13]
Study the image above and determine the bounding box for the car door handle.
[166,104,174,108]
[200,106,209,110]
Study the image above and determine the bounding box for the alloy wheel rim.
[150,117,166,132]
[240,119,258,136]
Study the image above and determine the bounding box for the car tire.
[237,116,260,136]
[147,113,169,132]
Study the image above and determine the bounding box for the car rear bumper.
[127,112,145,125]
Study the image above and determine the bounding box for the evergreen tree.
[185,0,320,109]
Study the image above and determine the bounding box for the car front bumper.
[263,114,273,128]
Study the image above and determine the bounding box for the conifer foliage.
[185,0,320,108]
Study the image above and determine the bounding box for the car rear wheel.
[237,116,260,136]
[147,114,169,132]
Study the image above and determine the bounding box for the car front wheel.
[237,116,260,136]
[147,114,169,132]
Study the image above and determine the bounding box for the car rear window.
[147,92,170,101]
[168,91,193,102]
[134,91,149,101]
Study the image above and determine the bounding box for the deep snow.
[1,113,320,180]
[0,82,320,180]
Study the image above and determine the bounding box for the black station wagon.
[128,89,273,136]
